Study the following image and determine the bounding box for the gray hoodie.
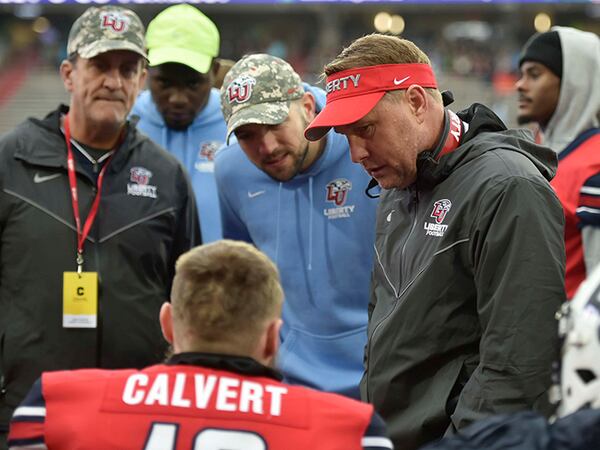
[543,26,600,153]
[544,27,600,285]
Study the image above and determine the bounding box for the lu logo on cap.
[227,75,257,104]
[100,12,130,33]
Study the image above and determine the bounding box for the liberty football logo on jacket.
[424,198,452,237]
[127,166,158,199]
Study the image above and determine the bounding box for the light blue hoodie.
[214,84,377,398]
[131,88,227,243]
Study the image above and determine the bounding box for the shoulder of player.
[301,386,373,416]
[42,367,139,387]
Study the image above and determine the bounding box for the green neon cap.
[146,4,220,74]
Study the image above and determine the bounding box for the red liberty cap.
[304,63,437,141]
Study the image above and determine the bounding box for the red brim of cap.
[304,91,385,141]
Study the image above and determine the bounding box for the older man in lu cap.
[305,33,566,449]
[0,7,199,448]
[131,4,227,243]
[214,54,377,399]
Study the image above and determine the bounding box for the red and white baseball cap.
[304,63,437,141]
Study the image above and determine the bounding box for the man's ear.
[210,58,221,78]
[260,318,282,365]
[212,58,236,89]
[301,91,317,121]
[60,59,75,93]
[159,302,174,345]
[405,84,428,121]
[137,65,148,92]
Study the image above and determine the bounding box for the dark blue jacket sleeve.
[363,410,394,450]
[418,409,600,450]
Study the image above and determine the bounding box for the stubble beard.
[265,143,309,183]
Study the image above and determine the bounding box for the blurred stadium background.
[0,0,598,133]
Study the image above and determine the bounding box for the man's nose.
[103,68,123,90]
[258,131,278,156]
[168,89,187,106]
[347,136,368,164]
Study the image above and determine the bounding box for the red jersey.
[8,353,393,450]
[551,129,600,298]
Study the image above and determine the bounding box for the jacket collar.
[166,352,283,381]
[14,105,146,173]
[415,103,508,189]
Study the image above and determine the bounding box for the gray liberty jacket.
[361,104,565,450]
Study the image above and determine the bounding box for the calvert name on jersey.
[121,372,288,416]
[8,354,394,450]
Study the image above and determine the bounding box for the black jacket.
[0,106,200,432]
[361,104,566,450]
[419,410,600,450]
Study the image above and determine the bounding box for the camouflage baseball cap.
[67,6,147,60]
[220,54,304,144]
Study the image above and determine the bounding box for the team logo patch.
[431,199,452,224]
[127,167,157,199]
[227,75,256,104]
[326,179,351,206]
[195,141,221,173]
[324,178,355,220]
[424,198,452,237]
[130,167,151,185]
[200,142,218,161]
[100,12,130,33]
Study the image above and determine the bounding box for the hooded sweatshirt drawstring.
[274,178,314,271]
[161,127,168,154]
[184,131,189,168]
[162,126,192,169]
[275,181,282,265]
[307,176,314,271]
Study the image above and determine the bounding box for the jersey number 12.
[143,423,267,450]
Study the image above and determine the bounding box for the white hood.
[544,26,600,153]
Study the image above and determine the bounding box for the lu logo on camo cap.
[146,4,220,74]
[220,54,304,144]
[67,6,147,60]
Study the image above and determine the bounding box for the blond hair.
[170,240,283,353]
[325,33,442,103]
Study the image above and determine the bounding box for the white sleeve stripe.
[362,436,394,449]
[577,207,600,215]
[13,406,46,417]
[581,186,600,195]
[9,444,48,449]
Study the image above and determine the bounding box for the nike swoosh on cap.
[393,76,411,85]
